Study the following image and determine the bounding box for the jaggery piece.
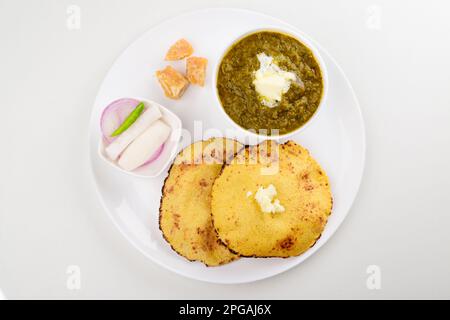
[156,66,189,99]
[186,57,208,86]
[165,39,194,61]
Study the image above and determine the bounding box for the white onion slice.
[105,106,162,161]
[118,120,171,171]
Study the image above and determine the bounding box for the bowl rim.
[212,26,329,140]
[97,97,182,178]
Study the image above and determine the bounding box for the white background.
[0,0,449,299]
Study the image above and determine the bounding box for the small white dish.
[98,98,182,178]
[212,27,329,140]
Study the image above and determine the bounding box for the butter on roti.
[165,39,194,61]
[156,66,189,99]
[186,57,208,86]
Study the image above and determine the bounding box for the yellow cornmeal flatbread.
[211,140,333,258]
[159,138,243,266]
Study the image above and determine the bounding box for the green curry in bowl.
[216,31,325,136]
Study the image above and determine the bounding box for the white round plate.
[89,8,365,284]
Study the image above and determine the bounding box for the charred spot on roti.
[199,179,208,187]
[279,236,295,250]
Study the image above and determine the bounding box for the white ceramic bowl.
[212,27,328,140]
[98,98,182,178]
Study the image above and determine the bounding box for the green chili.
[111,102,145,137]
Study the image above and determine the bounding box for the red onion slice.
[139,144,165,168]
[100,98,143,144]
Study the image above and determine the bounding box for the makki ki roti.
[159,137,243,266]
[211,140,333,258]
